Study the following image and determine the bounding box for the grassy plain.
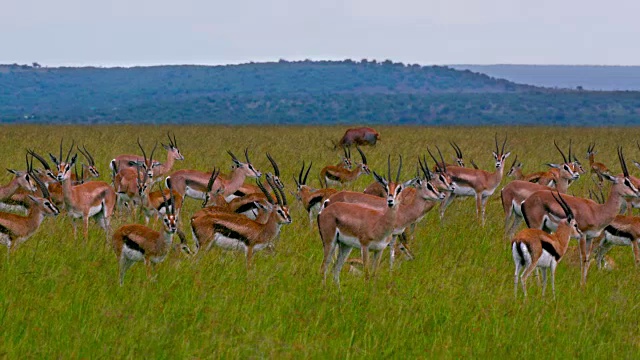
[0,125,639,358]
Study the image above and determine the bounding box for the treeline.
[1,60,638,125]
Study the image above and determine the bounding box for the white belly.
[454,185,476,197]
[212,233,248,252]
[185,187,206,200]
[512,200,523,216]
[122,245,144,262]
[481,188,496,198]
[604,233,633,246]
[536,251,556,268]
[151,254,168,263]
[0,234,10,246]
[87,204,103,217]
[0,203,28,214]
[336,231,391,251]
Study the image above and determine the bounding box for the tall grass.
[0,125,639,358]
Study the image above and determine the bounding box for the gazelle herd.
[2,131,640,297]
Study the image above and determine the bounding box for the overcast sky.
[2,0,639,67]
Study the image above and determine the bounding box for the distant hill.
[1,60,639,126]
[450,65,640,91]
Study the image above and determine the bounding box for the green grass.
[1,125,640,358]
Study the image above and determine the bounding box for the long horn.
[501,135,507,154]
[227,150,239,163]
[387,155,391,182]
[59,138,63,165]
[167,132,175,147]
[297,161,305,186]
[342,146,348,160]
[31,168,50,199]
[510,154,518,169]
[28,149,51,171]
[267,153,280,177]
[494,133,499,154]
[256,178,275,205]
[173,132,178,147]
[396,155,403,183]
[426,147,441,173]
[206,167,219,193]
[137,138,148,164]
[303,161,312,185]
[149,141,158,165]
[419,155,432,181]
[83,145,95,165]
[554,140,568,163]
[356,145,367,164]
[551,191,573,219]
[436,145,446,173]
[568,139,572,161]
[450,141,462,158]
[65,139,75,164]
[619,146,630,177]
[266,174,282,205]
[244,148,251,164]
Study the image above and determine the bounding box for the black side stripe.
[515,242,525,266]
[605,225,633,240]
[541,240,561,261]
[123,236,145,254]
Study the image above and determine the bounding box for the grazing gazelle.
[586,142,610,186]
[0,169,59,261]
[521,147,640,285]
[293,161,337,228]
[512,192,582,298]
[320,146,370,188]
[169,149,261,203]
[0,154,37,202]
[436,135,510,226]
[139,177,183,225]
[190,176,291,268]
[112,188,190,285]
[52,148,117,242]
[317,172,407,285]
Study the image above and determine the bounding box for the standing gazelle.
[0,166,59,260]
[317,172,407,285]
[320,146,370,188]
[111,132,183,182]
[112,188,190,285]
[437,135,510,226]
[0,154,37,202]
[521,147,640,285]
[190,176,291,268]
[512,192,582,298]
[293,161,337,228]
[51,147,117,242]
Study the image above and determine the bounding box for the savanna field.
[1,125,640,358]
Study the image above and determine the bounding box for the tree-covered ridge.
[0,60,638,125]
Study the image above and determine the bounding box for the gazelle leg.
[321,236,337,285]
[389,235,396,270]
[474,194,482,224]
[332,243,353,286]
[144,257,153,280]
[514,261,522,298]
[541,268,548,297]
[82,214,90,241]
[582,237,593,285]
[550,261,557,299]
[520,255,540,298]
[480,195,489,227]
[439,193,456,220]
[632,239,640,267]
[119,255,134,286]
[360,246,371,280]
[372,249,384,277]
[246,245,254,269]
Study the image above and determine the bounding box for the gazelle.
[53,148,117,242]
[588,188,640,269]
[110,138,156,184]
[534,141,581,187]
[112,140,157,215]
[325,158,446,268]
[190,176,291,268]
[112,188,191,285]
[224,152,283,199]
[586,142,610,186]
[363,155,403,197]
[110,132,183,181]
[521,147,640,285]
[437,135,510,226]
[434,141,466,169]
[293,161,338,228]
[169,149,261,203]
[0,169,59,261]
[318,172,408,285]
[337,146,353,169]
[320,146,370,188]
[75,144,100,183]
[139,177,183,225]
[0,154,37,202]
[512,192,582,298]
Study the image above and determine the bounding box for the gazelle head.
[7,153,37,192]
[76,144,99,178]
[228,149,262,179]
[551,191,582,239]
[159,184,177,234]
[586,142,597,160]
[293,161,313,200]
[553,140,581,179]
[29,171,60,216]
[604,147,640,198]
[132,138,157,181]
[355,146,371,175]
[492,134,510,169]
[506,155,523,178]
[340,146,353,169]
[49,138,76,178]
[162,132,184,161]
[413,157,446,201]
[449,141,465,167]
[136,164,152,197]
[55,152,78,182]
[572,155,586,174]
[266,153,284,190]
[426,147,456,192]
[372,171,405,208]
[202,167,225,207]
[258,175,292,224]
[28,149,57,183]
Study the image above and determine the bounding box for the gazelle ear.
[546,163,560,169]
[6,169,18,175]
[601,173,617,183]
[403,179,417,188]
[492,152,499,160]
[633,161,640,170]
[502,152,511,159]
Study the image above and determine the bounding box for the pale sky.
[2,0,639,67]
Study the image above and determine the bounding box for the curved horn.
[510,154,518,169]
[167,131,175,147]
[244,148,251,164]
[297,161,305,186]
[65,139,75,164]
[494,133,499,154]
[303,161,312,185]
[568,139,572,161]
[436,145,446,173]
[554,140,568,163]
[552,191,574,220]
[256,178,275,205]
[227,150,239,163]
[427,147,441,173]
[619,146,630,177]
[149,141,158,165]
[396,155,403,183]
[419,155,432,181]
[137,138,148,164]
[31,168,50,199]
[501,135,507,155]
[450,141,462,158]
[387,155,391,182]
[206,167,219,193]
[28,149,51,171]
[266,153,280,177]
[59,138,63,165]
[83,145,95,166]
[356,145,367,165]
